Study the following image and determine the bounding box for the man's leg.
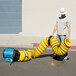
[56,35,61,44]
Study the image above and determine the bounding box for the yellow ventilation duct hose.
[51,37,72,55]
[18,50,33,62]
[17,36,72,62]
[18,37,49,61]
[32,37,49,58]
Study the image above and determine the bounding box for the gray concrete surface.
[0,47,76,76]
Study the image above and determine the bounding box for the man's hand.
[67,36,70,40]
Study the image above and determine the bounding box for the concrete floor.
[0,47,76,76]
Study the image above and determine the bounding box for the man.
[51,8,71,62]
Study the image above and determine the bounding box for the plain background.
[22,0,76,40]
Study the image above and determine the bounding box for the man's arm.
[67,25,71,39]
[51,24,58,36]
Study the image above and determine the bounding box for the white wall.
[22,0,76,40]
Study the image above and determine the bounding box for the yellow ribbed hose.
[18,50,33,62]
[51,37,72,55]
[18,36,72,61]
[18,37,49,61]
[32,37,49,58]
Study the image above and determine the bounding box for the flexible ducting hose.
[18,37,49,61]
[49,37,72,55]
[18,36,72,61]
[3,36,72,62]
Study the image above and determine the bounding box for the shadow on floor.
[38,54,64,61]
